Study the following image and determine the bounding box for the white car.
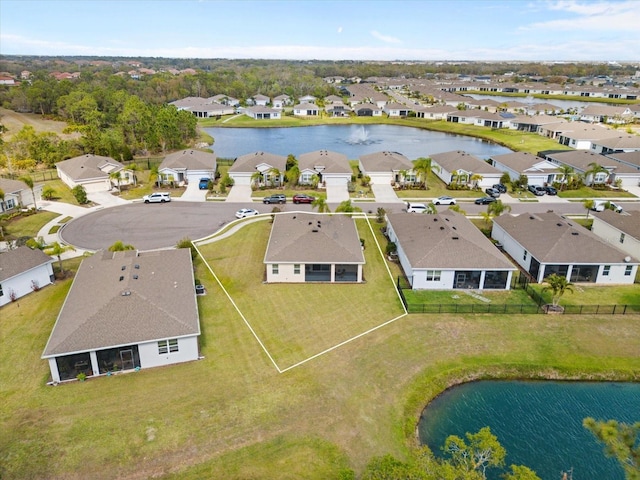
[432,196,456,205]
[235,208,259,219]
[143,192,171,203]
[406,202,428,213]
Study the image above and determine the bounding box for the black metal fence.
[397,276,640,315]
[1,170,58,182]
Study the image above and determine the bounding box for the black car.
[475,196,497,205]
[485,187,501,198]
[544,186,557,195]
[263,194,286,204]
[492,183,507,194]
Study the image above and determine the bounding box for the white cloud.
[337,26,343,34]
[370,30,401,44]
[524,0,640,30]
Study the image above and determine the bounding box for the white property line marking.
[194,212,409,373]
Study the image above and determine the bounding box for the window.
[625,266,633,276]
[619,233,625,244]
[158,339,179,354]
[272,264,279,274]
[0,283,3,297]
[603,265,611,276]
[294,264,300,274]
[523,250,528,261]
[426,270,441,282]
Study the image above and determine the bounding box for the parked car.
[474,196,496,205]
[235,208,259,219]
[432,195,456,205]
[493,183,507,193]
[143,192,171,203]
[263,194,286,204]
[528,185,546,196]
[406,202,428,213]
[292,194,315,204]
[485,187,501,198]
[544,186,557,195]
[592,201,623,213]
[198,178,211,190]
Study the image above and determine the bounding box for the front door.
[120,349,134,370]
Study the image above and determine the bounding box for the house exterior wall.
[491,223,533,274]
[591,264,637,284]
[591,218,640,259]
[265,263,305,283]
[138,335,199,369]
[228,172,252,185]
[411,268,455,289]
[323,173,350,186]
[0,263,54,307]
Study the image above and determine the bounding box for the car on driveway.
[263,194,286,204]
[528,185,546,196]
[143,192,171,203]
[432,195,456,205]
[475,196,497,205]
[292,194,315,204]
[485,187,501,198]
[544,186,557,195]
[493,183,507,194]
[199,178,211,190]
[235,208,259,219]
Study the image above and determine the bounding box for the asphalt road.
[60,199,640,251]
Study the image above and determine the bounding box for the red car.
[292,194,315,204]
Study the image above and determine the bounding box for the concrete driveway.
[177,181,208,202]
[225,184,253,202]
[87,191,130,207]
[371,183,403,203]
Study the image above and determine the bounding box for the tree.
[72,185,88,204]
[443,426,506,479]
[557,164,575,191]
[470,173,483,190]
[19,175,37,210]
[586,162,609,186]
[44,242,76,276]
[125,163,139,186]
[499,172,511,187]
[176,237,197,260]
[487,199,511,217]
[448,204,466,215]
[583,418,640,480]
[108,240,135,252]
[502,465,542,480]
[311,195,330,213]
[413,157,439,190]
[541,273,574,307]
[109,171,122,193]
[335,199,362,213]
[583,199,595,219]
[41,185,56,200]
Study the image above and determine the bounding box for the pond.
[463,93,612,111]
[418,380,640,480]
[203,124,512,160]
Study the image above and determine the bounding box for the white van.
[406,202,428,213]
[592,200,622,213]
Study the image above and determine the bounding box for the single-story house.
[297,150,351,187]
[158,150,217,185]
[415,105,457,120]
[353,103,384,117]
[0,178,42,212]
[56,154,132,193]
[0,246,54,307]
[293,103,320,116]
[169,97,235,117]
[264,213,364,283]
[228,151,287,186]
[555,124,618,150]
[251,94,270,106]
[489,152,562,186]
[605,151,640,171]
[383,102,412,117]
[386,211,516,290]
[209,94,240,106]
[509,115,565,133]
[244,106,282,120]
[325,101,351,117]
[544,150,640,188]
[579,105,634,124]
[590,134,640,155]
[358,151,416,186]
[42,249,200,383]
[446,111,509,128]
[430,150,502,188]
[272,94,291,109]
[591,210,640,260]
[492,212,638,284]
[298,95,317,104]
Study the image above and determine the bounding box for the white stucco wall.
[0,263,54,307]
[138,335,199,369]
[591,218,640,259]
[265,263,305,283]
[410,269,455,289]
[593,264,637,284]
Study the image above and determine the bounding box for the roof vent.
[433,218,438,222]
[624,256,632,263]
[309,221,312,225]
[133,275,138,280]
[312,229,318,233]
[440,226,445,230]
[452,236,459,240]
[119,276,124,281]
[135,264,140,269]
[530,216,535,219]
[557,223,563,226]
[572,232,579,236]
[121,290,131,296]
[121,265,126,271]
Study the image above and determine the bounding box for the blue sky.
[1,0,638,61]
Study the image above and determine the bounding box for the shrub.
[72,185,88,204]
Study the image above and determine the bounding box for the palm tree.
[267,167,282,187]
[487,199,511,217]
[251,170,263,189]
[19,175,37,210]
[413,157,439,190]
[311,195,330,213]
[109,171,122,193]
[108,240,135,252]
[44,242,76,276]
[125,163,138,186]
[285,163,300,186]
[583,199,595,219]
[150,164,160,187]
[557,164,575,191]
[480,211,493,227]
[335,199,362,213]
[0,187,5,211]
[542,273,574,308]
[470,173,483,190]
[586,162,609,186]
[448,204,466,215]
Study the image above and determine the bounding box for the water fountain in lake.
[345,126,377,145]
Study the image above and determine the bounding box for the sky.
[1,0,639,62]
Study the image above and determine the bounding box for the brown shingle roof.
[298,150,351,174]
[56,154,123,181]
[359,151,414,173]
[42,249,199,357]
[229,151,287,173]
[264,213,365,264]
[430,151,502,174]
[593,210,640,239]
[159,150,217,171]
[0,246,53,282]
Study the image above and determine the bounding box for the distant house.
[264,213,364,283]
[605,151,640,171]
[590,134,640,155]
[509,115,565,133]
[446,111,508,128]
[244,106,282,120]
[489,152,562,186]
[580,105,633,124]
[358,151,416,187]
[492,212,638,284]
[383,102,412,117]
[353,103,383,117]
[158,150,217,185]
[430,151,502,188]
[272,94,291,109]
[293,103,319,116]
[228,151,287,187]
[169,96,235,117]
[415,105,457,120]
[386,211,516,290]
[56,154,132,193]
[42,249,201,383]
[544,150,640,188]
[0,178,42,212]
[555,124,618,150]
[0,247,54,307]
[298,95,317,104]
[591,210,640,260]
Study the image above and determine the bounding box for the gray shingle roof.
[490,152,561,173]
[593,210,640,239]
[387,211,515,270]
[0,246,53,282]
[359,151,414,173]
[56,154,123,181]
[0,178,29,195]
[264,213,365,264]
[159,150,217,171]
[229,151,287,173]
[430,151,501,174]
[493,212,639,264]
[42,249,199,357]
[546,150,638,174]
[298,150,351,175]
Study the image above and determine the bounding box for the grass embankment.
[2,217,640,480]
[2,210,58,239]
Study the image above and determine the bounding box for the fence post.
[623,305,627,315]
[595,305,599,315]
[612,304,616,315]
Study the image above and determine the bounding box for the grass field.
[2,210,59,239]
[2,215,640,480]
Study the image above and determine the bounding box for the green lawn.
[2,217,640,479]
[41,179,84,205]
[402,288,538,307]
[558,187,637,199]
[529,283,640,307]
[1,210,59,239]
